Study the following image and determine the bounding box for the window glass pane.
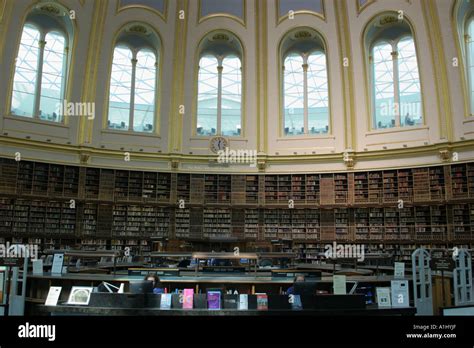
[468,20,474,115]
[284,53,304,136]
[221,55,241,137]
[133,49,156,133]
[39,31,65,122]
[108,46,133,130]
[398,37,422,127]
[197,56,218,136]
[11,24,40,117]
[373,42,395,129]
[307,51,329,134]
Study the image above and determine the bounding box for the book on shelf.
[238,294,248,310]
[256,293,268,310]
[182,289,194,309]
[208,291,221,310]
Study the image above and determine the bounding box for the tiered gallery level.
[0,157,474,260]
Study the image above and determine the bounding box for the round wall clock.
[209,136,229,153]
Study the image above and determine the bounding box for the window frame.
[369,34,423,130]
[465,15,474,116]
[195,52,243,137]
[106,43,159,134]
[282,48,330,137]
[10,21,69,123]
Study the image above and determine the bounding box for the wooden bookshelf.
[383,170,398,203]
[368,172,383,204]
[354,208,369,240]
[451,164,468,199]
[175,208,190,239]
[415,206,431,240]
[244,209,259,240]
[334,174,348,204]
[384,207,399,241]
[413,168,430,202]
[291,209,306,240]
[369,207,384,240]
[263,209,278,239]
[204,174,218,204]
[231,175,246,204]
[320,175,335,205]
[245,175,259,204]
[218,175,231,203]
[306,174,320,204]
[305,209,320,240]
[0,158,474,250]
[398,169,413,203]
[452,204,471,241]
[190,174,204,204]
[354,173,369,204]
[291,175,306,203]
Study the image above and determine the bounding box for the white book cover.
[238,294,248,310]
[45,287,62,306]
[160,293,172,309]
[376,287,391,308]
[394,262,405,279]
[32,259,43,275]
[333,275,347,295]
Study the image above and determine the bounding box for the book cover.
[291,294,303,310]
[256,293,268,310]
[238,294,248,310]
[160,293,172,309]
[183,288,194,309]
[376,287,391,308]
[207,291,221,310]
[223,295,238,309]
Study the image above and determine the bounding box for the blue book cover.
[160,293,172,309]
[207,291,221,310]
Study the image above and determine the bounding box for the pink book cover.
[183,288,194,309]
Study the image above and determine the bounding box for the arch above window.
[117,0,167,20]
[199,0,245,25]
[107,23,160,133]
[10,2,74,122]
[364,13,423,130]
[280,28,329,136]
[277,0,325,23]
[196,31,243,137]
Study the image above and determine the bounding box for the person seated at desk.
[144,273,166,294]
[286,275,305,295]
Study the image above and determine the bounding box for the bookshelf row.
[2,159,474,205]
[1,197,474,242]
[287,242,474,263]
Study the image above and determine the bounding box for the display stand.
[453,249,473,306]
[411,248,433,315]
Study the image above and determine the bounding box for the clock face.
[210,137,228,153]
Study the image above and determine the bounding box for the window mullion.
[60,45,68,122]
[129,53,138,132]
[34,33,47,119]
[217,57,223,136]
[303,55,309,135]
[392,48,401,127]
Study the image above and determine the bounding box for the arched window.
[465,17,474,115]
[282,29,329,136]
[367,15,422,129]
[196,32,243,137]
[11,4,72,122]
[454,0,474,116]
[107,24,159,133]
